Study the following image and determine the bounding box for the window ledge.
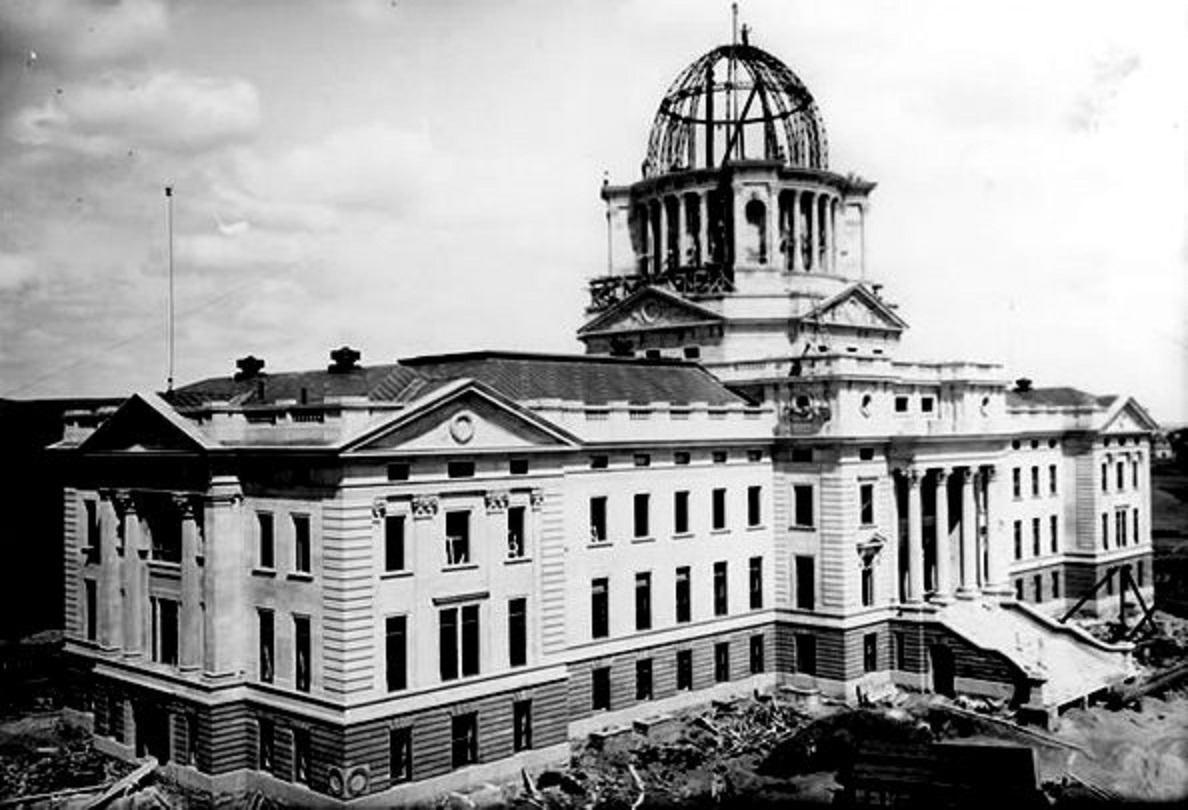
[710,528,731,535]
[443,563,479,572]
[631,536,656,544]
[859,523,877,530]
[252,568,277,578]
[147,559,180,571]
[746,524,765,532]
[789,525,816,532]
[380,570,413,580]
[504,557,532,566]
[287,572,315,582]
[587,541,612,549]
[671,531,694,540]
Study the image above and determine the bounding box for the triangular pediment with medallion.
[578,286,724,337]
[800,284,908,332]
[77,392,214,454]
[1099,397,1159,435]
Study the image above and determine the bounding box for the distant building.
[54,36,1156,804]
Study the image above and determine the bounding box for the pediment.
[79,392,212,454]
[346,383,579,453]
[802,285,908,331]
[1100,397,1159,435]
[578,287,723,336]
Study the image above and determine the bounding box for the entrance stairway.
[940,598,1136,710]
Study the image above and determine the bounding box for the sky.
[0,0,1185,423]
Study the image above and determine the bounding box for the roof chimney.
[1014,377,1033,393]
[234,355,265,381]
[328,345,362,373]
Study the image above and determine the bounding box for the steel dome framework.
[643,43,828,179]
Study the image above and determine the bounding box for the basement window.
[683,346,701,359]
[894,396,909,413]
[920,397,934,413]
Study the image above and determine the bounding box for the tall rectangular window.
[1102,512,1109,549]
[749,556,763,609]
[713,642,730,683]
[676,650,693,690]
[440,608,458,681]
[389,727,412,783]
[713,561,728,616]
[861,565,874,607]
[591,666,611,710]
[292,728,310,785]
[893,631,906,670]
[795,555,815,610]
[258,720,274,772]
[157,599,178,665]
[1051,571,1060,599]
[1030,466,1040,497]
[793,485,814,528]
[747,485,762,527]
[795,633,817,675]
[1049,464,1058,495]
[386,615,407,691]
[508,598,527,667]
[675,567,691,623]
[461,604,479,677]
[1101,462,1108,493]
[634,572,651,631]
[384,515,405,572]
[84,579,97,641]
[294,615,311,692]
[445,510,470,565]
[1012,467,1021,498]
[1117,511,1126,546]
[1031,517,1041,556]
[513,700,532,751]
[591,578,609,638]
[711,488,727,530]
[258,512,274,568]
[1134,509,1140,544]
[1013,520,1022,559]
[1050,515,1058,553]
[635,659,653,701]
[673,491,690,534]
[863,632,878,673]
[1016,579,1025,600]
[1033,574,1042,602]
[1116,461,1125,490]
[633,494,650,538]
[859,483,875,525]
[292,515,311,573]
[258,609,274,683]
[1132,460,1139,489]
[589,497,608,543]
[85,500,99,558]
[749,634,765,674]
[507,506,526,559]
[450,713,478,769]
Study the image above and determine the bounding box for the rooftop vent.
[328,345,362,374]
[1014,378,1033,393]
[234,355,265,381]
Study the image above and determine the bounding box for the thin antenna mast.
[165,185,175,392]
[729,2,739,161]
[603,171,613,275]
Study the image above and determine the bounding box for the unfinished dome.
[642,42,828,178]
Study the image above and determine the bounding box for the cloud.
[0,0,168,68]
[9,71,261,156]
[0,252,37,289]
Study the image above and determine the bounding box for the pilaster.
[177,494,204,672]
[97,490,122,652]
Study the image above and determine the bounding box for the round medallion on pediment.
[450,413,475,444]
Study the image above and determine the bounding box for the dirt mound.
[759,708,932,777]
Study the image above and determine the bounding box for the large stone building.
[54,36,1158,805]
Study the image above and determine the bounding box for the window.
[589,455,608,469]
[591,666,611,710]
[1132,460,1139,489]
[1051,572,1060,599]
[1137,561,1144,587]
[448,461,475,479]
[893,631,906,670]
[673,451,690,465]
[1033,575,1042,602]
[747,486,762,526]
[509,458,529,475]
[714,642,730,683]
[1013,520,1022,560]
[153,598,179,665]
[633,494,650,538]
[591,578,609,639]
[387,462,410,481]
[795,555,815,610]
[712,450,727,464]
[1101,512,1109,549]
[1050,515,1058,553]
[921,396,934,413]
[795,633,817,675]
[513,700,532,751]
[1030,466,1040,497]
[84,580,97,641]
[861,565,874,607]
[1049,464,1058,495]
[859,447,875,461]
[676,650,693,690]
[508,598,527,667]
[292,515,311,573]
[711,488,727,529]
[258,719,274,772]
[439,604,480,681]
[683,345,700,359]
[389,727,412,783]
[791,448,813,463]
[292,728,310,785]
[1116,461,1125,491]
[673,491,690,534]
[747,449,763,462]
[386,615,407,691]
[450,713,478,769]
[864,633,878,673]
[859,483,875,525]
[1101,462,1108,493]
[384,515,405,572]
[184,713,199,766]
[635,659,653,701]
[1015,579,1024,600]
[1031,518,1040,556]
[294,615,311,692]
[634,453,651,467]
[84,500,99,557]
[675,567,691,623]
[635,572,652,631]
[793,485,814,528]
[507,506,526,559]
[445,511,470,565]
[1012,468,1022,498]
[894,396,909,413]
[1134,509,1140,544]
[258,609,274,683]
[258,513,274,568]
[713,561,728,616]
[589,497,608,543]
[750,635,766,674]
[749,556,763,609]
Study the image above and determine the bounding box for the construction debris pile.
[0,715,134,802]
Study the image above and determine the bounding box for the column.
[829,197,839,274]
[790,191,803,273]
[178,495,203,671]
[815,192,826,272]
[117,492,144,657]
[982,466,1010,597]
[697,192,708,267]
[97,490,122,651]
[823,196,834,274]
[906,468,924,603]
[203,476,244,678]
[765,191,778,267]
[933,469,951,602]
[957,468,977,598]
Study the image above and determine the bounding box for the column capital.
[484,490,510,514]
[954,467,974,485]
[982,465,999,482]
[411,494,439,520]
[371,499,387,521]
[933,468,950,484]
[530,488,545,511]
[172,493,198,519]
[897,466,921,487]
[112,490,136,514]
